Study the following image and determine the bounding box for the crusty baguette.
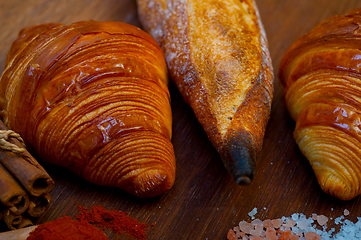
[136,0,273,184]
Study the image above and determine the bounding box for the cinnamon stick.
[0,120,55,231]
[0,163,29,215]
[16,216,33,229]
[2,208,23,230]
[27,194,51,217]
[0,120,54,197]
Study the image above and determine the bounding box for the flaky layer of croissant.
[0,20,176,198]
[279,9,361,200]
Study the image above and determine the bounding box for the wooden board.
[0,0,361,239]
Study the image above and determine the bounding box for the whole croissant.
[0,20,176,198]
[279,9,361,200]
[136,0,273,184]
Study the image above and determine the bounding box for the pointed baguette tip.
[236,176,252,185]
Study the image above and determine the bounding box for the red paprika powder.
[26,216,109,240]
[76,205,149,240]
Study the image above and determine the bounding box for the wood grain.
[0,0,361,239]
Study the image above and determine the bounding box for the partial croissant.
[136,0,273,184]
[0,20,176,198]
[279,9,361,200]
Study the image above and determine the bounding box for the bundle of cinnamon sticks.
[0,120,54,230]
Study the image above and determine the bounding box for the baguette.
[136,0,273,184]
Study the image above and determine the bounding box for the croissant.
[136,0,273,184]
[0,20,176,198]
[279,9,361,200]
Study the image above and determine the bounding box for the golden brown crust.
[0,20,176,198]
[137,0,273,183]
[279,9,361,200]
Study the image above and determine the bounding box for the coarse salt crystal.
[248,208,257,219]
[265,228,277,240]
[355,218,361,229]
[251,229,263,237]
[227,210,361,240]
[250,236,263,240]
[290,235,300,240]
[335,216,344,225]
[279,229,292,239]
[344,209,350,216]
[292,226,301,234]
[239,220,253,234]
[271,219,283,229]
[250,226,264,237]
[304,231,321,240]
[316,215,328,226]
[233,226,241,237]
[251,219,263,226]
[292,213,300,221]
[297,218,310,230]
[296,230,303,237]
[284,219,296,228]
[263,219,273,229]
[227,229,238,240]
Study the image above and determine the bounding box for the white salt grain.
[295,230,303,237]
[335,216,344,225]
[355,218,361,229]
[292,213,300,221]
[344,209,350,216]
[248,208,257,220]
[297,217,309,230]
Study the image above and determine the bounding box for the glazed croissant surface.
[136,0,273,184]
[0,20,176,198]
[279,9,361,200]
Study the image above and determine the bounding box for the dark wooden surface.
[1,0,361,239]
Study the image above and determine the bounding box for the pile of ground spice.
[26,216,109,240]
[76,205,150,240]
